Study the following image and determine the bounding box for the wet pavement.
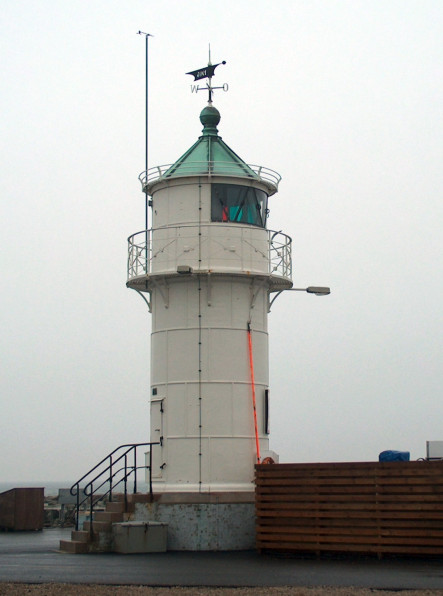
[0,529,442,589]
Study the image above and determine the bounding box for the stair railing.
[70,442,159,532]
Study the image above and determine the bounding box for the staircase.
[60,493,152,553]
[59,443,159,554]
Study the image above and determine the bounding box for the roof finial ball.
[200,104,220,136]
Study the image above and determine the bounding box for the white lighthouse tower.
[127,62,292,545]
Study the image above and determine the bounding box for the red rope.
[247,323,261,464]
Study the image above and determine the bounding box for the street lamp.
[268,286,331,311]
[294,286,330,296]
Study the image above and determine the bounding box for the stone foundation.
[132,492,255,551]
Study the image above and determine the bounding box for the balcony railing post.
[147,229,150,275]
[145,230,148,274]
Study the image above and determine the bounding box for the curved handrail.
[70,442,159,533]
[70,443,143,495]
[138,162,281,191]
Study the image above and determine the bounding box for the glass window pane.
[211,184,268,227]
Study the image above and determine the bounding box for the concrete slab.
[0,529,443,590]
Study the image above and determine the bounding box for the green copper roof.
[162,105,259,180]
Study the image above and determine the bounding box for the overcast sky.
[1,0,442,483]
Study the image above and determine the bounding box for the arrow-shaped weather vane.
[186,46,228,103]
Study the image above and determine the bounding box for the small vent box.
[426,441,443,460]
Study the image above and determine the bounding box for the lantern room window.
[211,184,268,227]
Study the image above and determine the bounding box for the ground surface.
[1,531,443,592]
[0,586,442,595]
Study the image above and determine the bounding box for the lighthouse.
[127,61,292,501]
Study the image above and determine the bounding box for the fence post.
[124,454,128,510]
[134,447,138,494]
[75,484,79,531]
[149,447,153,500]
[89,482,94,539]
[109,455,113,503]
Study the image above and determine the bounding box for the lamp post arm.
[268,286,331,312]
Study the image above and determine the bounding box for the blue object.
[379,450,410,462]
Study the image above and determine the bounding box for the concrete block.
[59,539,89,554]
[71,530,89,543]
[112,521,167,553]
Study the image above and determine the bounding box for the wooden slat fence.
[255,461,443,556]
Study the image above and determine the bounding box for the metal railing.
[127,227,292,282]
[138,163,281,191]
[127,232,150,280]
[269,230,293,279]
[70,442,159,534]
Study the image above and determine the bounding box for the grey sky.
[1,0,442,482]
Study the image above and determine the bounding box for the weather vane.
[186,45,228,104]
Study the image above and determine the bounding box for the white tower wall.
[144,171,276,493]
[150,274,270,492]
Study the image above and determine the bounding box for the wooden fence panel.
[255,461,443,556]
[0,488,44,531]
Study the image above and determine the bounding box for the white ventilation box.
[426,441,443,460]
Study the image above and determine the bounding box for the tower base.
[132,492,255,551]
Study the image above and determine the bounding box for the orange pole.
[247,323,261,464]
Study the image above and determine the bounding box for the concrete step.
[128,493,151,504]
[108,496,135,513]
[115,493,151,504]
[94,511,123,523]
[60,539,89,554]
[83,520,112,532]
[106,501,126,513]
[71,530,90,543]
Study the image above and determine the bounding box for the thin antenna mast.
[137,31,153,236]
